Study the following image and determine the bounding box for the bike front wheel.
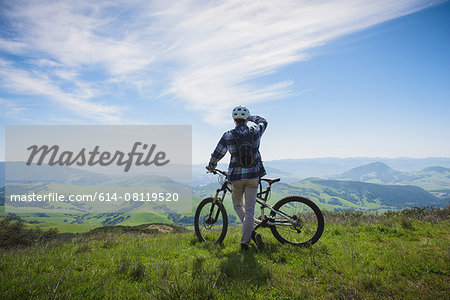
[270,196,324,246]
[194,197,228,243]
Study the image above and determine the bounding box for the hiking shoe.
[252,231,264,249]
[241,243,250,252]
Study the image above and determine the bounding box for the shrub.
[0,216,58,249]
[323,205,450,225]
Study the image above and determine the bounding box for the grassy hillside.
[1,208,448,299]
[286,178,443,211]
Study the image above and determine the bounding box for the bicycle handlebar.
[206,167,227,176]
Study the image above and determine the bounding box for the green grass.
[1,211,449,299]
[2,212,174,233]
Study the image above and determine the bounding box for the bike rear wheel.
[270,196,324,246]
[194,197,228,243]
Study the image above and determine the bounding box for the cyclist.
[206,105,267,251]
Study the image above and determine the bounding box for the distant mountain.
[192,164,229,186]
[288,178,444,211]
[407,167,450,191]
[192,182,224,199]
[330,162,412,184]
[421,166,450,173]
[5,157,450,187]
[192,159,450,211]
[192,176,445,211]
[2,162,111,184]
[330,162,450,191]
[263,157,450,179]
[191,163,292,186]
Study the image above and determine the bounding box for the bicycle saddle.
[260,177,280,184]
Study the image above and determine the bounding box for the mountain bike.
[194,169,324,246]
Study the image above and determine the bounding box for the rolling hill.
[288,178,443,211]
[192,176,445,212]
[330,162,450,190]
[330,162,411,183]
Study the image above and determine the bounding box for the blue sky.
[0,0,449,164]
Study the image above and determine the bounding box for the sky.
[0,0,449,164]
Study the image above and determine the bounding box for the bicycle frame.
[210,170,299,228]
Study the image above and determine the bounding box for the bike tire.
[270,196,324,246]
[194,197,228,243]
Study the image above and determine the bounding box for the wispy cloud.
[0,59,122,123]
[0,98,26,115]
[0,0,442,124]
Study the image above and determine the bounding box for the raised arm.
[248,115,268,137]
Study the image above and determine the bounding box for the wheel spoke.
[194,198,228,243]
[270,197,324,246]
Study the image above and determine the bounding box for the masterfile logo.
[26,142,170,172]
[5,125,192,214]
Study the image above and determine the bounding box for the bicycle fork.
[207,189,226,224]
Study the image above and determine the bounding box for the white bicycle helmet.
[232,105,250,120]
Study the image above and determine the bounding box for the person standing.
[206,105,267,251]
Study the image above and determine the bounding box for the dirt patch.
[146,224,174,234]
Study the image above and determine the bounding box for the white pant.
[231,178,259,245]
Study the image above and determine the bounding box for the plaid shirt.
[208,115,267,181]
